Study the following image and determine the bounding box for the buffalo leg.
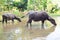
[2,16,5,24]
[41,21,44,29]
[5,19,7,24]
[2,19,4,24]
[27,18,32,29]
[12,19,14,24]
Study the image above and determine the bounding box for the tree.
[50,4,59,13]
[27,0,47,11]
[40,0,47,10]
[12,0,28,11]
[0,0,13,11]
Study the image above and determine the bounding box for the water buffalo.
[1,13,21,24]
[26,11,57,29]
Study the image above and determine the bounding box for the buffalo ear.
[48,17,51,19]
[48,17,53,20]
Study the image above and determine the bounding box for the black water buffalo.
[1,13,21,24]
[26,11,57,29]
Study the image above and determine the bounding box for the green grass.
[13,10,24,17]
[48,13,60,16]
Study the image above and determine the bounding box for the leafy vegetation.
[0,0,59,12]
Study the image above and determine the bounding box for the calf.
[1,13,21,24]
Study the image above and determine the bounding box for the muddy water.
[0,17,58,40]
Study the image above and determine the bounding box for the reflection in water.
[17,37,22,40]
[1,17,60,40]
[14,28,22,34]
[0,22,26,40]
[7,28,22,40]
[46,17,60,40]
